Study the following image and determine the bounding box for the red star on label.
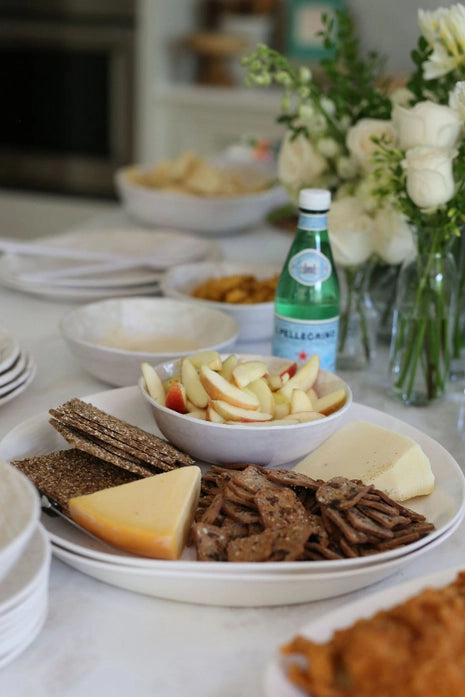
[298,351,308,361]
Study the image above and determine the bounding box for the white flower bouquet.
[242,4,465,400]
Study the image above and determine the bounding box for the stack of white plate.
[0,386,464,607]
[0,461,51,668]
[0,328,36,407]
[0,228,222,302]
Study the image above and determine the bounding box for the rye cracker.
[50,398,194,467]
[11,449,138,513]
[50,419,159,478]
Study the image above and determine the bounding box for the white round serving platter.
[263,563,465,695]
[50,514,461,607]
[0,387,463,604]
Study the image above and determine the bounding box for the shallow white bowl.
[60,297,239,387]
[115,165,288,234]
[139,354,352,467]
[161,262,279,342]
[0,460,41,585]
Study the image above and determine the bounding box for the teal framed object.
[285,0,346,61]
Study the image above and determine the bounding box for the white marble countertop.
[0,209,465,697]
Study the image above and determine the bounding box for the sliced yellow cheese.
[293,420,435,501]
[68,466,201,560]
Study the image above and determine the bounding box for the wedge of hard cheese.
[294,420,434,501]
[68,465,201,559]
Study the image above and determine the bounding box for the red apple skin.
[280,361,297,380]
[165,381,188,414]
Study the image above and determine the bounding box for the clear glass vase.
[389,246,457,406]
[337,261,379,370]
[449,232,465,381]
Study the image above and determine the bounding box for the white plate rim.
[0,386,463,574]
[263,563,465,697]
[0,359,36,406]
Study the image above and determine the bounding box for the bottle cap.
[299,188,331,212]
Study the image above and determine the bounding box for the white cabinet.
[134,0,285,163]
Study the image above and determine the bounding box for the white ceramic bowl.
[60,297,239,387]
[0,460,41,584]
[114,165,288,234]
[161,262,280,342]
[139,354,352,467]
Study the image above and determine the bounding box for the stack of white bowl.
[0,460,50,668]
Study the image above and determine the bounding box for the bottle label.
[288,250,332,286]
[272,314,339,372]
[298,212,327,231]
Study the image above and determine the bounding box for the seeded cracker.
[50,419,159,478]
[50,397,194,470]
[11,449,138,514]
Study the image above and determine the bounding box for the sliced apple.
[248,377,275,415]
[206,403,225,423]
[280,361,297,380]
[282,411,325,423]
[280,355,320,400]
[231,361,268,389]
[290,388,314,414]
[273,390,290,419]
[212,400,273,423]
[199,365,260,410]
[189,350,222,371]
[186,408,207,420]
[267,374,283,391]
[314,388,347,416]
[181,357,209,408]
[306,387,318,409]
[163,375,181,392]
[141,362,165,406]
[219,353,238,381]
[165,381,188,414]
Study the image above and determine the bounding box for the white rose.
[449,81,465,120]
[278,131,327,199]
[336,155,359,180]
[316,137,341,159]
[393,101,462,150]
[404,146,456,209]
[328,197,375,267]
[390,87,414,107]
[346,118,397,172]
[374,207,415,265]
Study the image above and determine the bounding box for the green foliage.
[241,9,392,138]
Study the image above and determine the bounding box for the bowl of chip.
[60,297,239,387]
[161,261,280,342]
[139,352,352,467]
[114,151,289,234]
[0,460,41,584]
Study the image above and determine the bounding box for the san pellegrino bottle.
[272,188,340,371]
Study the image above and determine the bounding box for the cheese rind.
[68,466,201,559]
[293,420,435,501]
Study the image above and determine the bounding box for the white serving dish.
[161,261,279,342]
[0,460,41,585]
[60,297,239,387]
[0,386,463,607]
[115,164,288,234]
[139,353,352,466]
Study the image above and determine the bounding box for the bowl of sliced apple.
[139,352,352,467]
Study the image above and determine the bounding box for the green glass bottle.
[272,188,340,371]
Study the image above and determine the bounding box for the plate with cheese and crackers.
[0,386,463,606]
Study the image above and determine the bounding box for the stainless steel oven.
[0,0,136,197]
